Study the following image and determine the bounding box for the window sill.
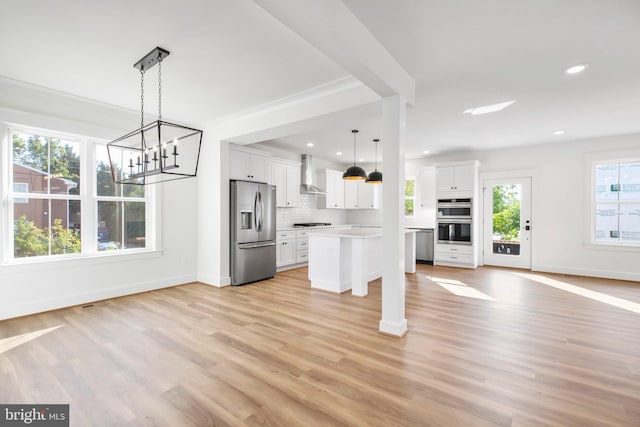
[1,249,164,274]
[583,243,640,253]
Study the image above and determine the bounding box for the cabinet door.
[277,240,296,266]
[230,151,251,181]
[271,162,287,207]
[419,169,435,208]
[285,164,299,207]
[249,155,268,182]
[453,164,475,192]
[436,166,455,192]
[357,181,379,209]
[332,174,345,208]
[344,180,358,209]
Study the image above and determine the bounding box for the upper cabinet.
[323,173,379,209]
[318,169,345,209]
[229,147,269,182]
[435,161,479,196]
[345,180,379,209]
[271,160,300,208]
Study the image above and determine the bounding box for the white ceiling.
[2,1,640,163]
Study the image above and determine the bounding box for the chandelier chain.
[140,68,145,130]
[158,56,162,121]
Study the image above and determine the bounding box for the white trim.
[379,319,408,337]
[197,274,231,287]
[532,264,640,282]
[0,271,194,321]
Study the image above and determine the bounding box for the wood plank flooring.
[1,265,639,426]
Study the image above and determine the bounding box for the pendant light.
[107,47,203,185]
[366,138,382,184]
[343,129,367,180]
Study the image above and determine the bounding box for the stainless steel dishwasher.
[415,229,434,264]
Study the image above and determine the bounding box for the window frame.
[2,125,156,265]
[586,149,640,249]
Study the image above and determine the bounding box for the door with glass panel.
[483,177,532,269]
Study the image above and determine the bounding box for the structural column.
[380,95,408,336]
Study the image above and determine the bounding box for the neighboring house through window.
[592,159,640,246]
[4,127,152,262]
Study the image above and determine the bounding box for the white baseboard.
[379,318,408,337]
[197,274,231,287]
[1,274,197,321]
[532,264,640,282]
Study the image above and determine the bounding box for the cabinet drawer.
[277,230,296,240]
[436,253,473,264]
[296,251,309,263]
[436,244,472,255]
[296,230,310,238]
[296,239,309,250]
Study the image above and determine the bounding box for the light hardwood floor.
[1,265,639,426]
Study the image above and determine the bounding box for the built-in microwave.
[437,220,472,245]
[437,198,472,219]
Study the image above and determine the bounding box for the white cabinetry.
[318,169,345,209]
[358,181,379,209]
[435,163,475,195]
[343,180,379,209]
[296,229,310,263]
[434,160,480,269]
[230,147,269,182]
[276,230,296,267]
[270,160,300,208]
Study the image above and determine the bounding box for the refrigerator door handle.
[238,242,276,249]
[257,191,263,232]
[253,191,259,230]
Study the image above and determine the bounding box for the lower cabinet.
[435,243,475,268]
[276,231,296,267]
[296,230,309,263]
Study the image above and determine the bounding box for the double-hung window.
[10,130,82,258]
[4,127,152,262]
[405,177,415,217]
[96,145,146,251]
[592,159,640,246]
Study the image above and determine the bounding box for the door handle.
[239,242,276,249]
[253,192,258,230]
[257,191,263,232]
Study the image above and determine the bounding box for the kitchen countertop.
[277,224,381,232]
[307,227,416,239]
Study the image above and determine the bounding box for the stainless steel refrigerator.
[230,180,277,285]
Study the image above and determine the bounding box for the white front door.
[483,177,532,269]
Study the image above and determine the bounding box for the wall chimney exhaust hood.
[300,154,326,195]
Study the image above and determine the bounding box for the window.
[10,131,82,258]
[593,160,640,245]
[96,146,146,251]
[4,127,152,262]
[405,177,415,217]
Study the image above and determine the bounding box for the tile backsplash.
[277,193,348,228]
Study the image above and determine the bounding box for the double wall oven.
[437,198,472,245]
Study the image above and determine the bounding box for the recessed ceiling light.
[358,158,364,162]
[463,100,516,116]
[565,64,588,75]
[423,150,430,155]
[306,142,314,147]
[553,130,565,135]
[336,151,342,156]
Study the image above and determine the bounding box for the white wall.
[408,133,640,281]
[0,79,199,320]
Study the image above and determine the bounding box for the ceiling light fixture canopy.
[366,138,382,184]
[343,129,367,180]
[107,47,203,185]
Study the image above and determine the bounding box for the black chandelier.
[107,47,203,185]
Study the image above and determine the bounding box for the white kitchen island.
[307,227,417,297]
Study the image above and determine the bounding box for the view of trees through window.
[405,178,415,217]
[12,132,81,257]
[7,130,149,260]
[492,184,521,241]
